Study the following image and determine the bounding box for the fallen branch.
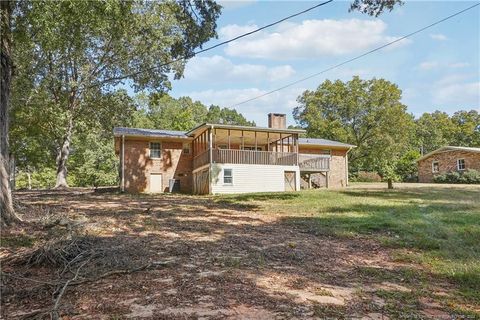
[51,257,91,320]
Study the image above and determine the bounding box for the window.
[183,143,191,154]
[457,159,466,171]
[223,169,233,184]
[149,142,161,158]
[242,146,263,151]
[432,161,439,173]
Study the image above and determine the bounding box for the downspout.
[121,135,125,192]
[345,147,352,187]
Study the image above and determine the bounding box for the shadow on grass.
[217,192,300,204]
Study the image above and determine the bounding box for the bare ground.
[1,188,469,319]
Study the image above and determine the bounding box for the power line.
[231,2,480,107]
[97,0,333,86]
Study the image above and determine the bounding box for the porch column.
[267,132,270,152]
[228,129,231,149]
[208,127,213,163]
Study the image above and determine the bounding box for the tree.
[415,111,457,154]
[132,94,255,130]
[294,76,414,188]
[11,0,221,188]
[1,0,21,225]
[349,0,403,17]
[206,105,255,126]
[451,110,480,147]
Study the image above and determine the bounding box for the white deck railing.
[298,154,330,171]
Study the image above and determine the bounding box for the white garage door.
[149,173,163,193]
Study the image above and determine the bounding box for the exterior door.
[284,171,296,191]
[149,173,163,193]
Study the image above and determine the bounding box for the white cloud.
[430,33,448,41]
[449,62,470,68]
[418,61,439,70]
[434,81,480,106]
[220,19,410,59]
[184,55,295,82]
[185,87,304,126]
[430,73,480,107]
[417,61,471,71]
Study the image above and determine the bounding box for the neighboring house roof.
[113,127,188,139]
[298,138,356,149]
[417,146,480,162]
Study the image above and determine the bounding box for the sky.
[167,0,480,127]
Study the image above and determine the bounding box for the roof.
[113,127,188,139]
[113,126,353,149]
[298,138,355,148]
[417,146,480,162]
[185,123,306,136]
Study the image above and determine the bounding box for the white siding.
[210,163,300,194]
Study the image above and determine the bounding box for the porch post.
[208,127,213,163]
[255,131,257,150]
[267,132,270,152]
[228,129,231,149]
[241,130,244,149]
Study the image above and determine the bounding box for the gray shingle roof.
[113,127,188,138]
[417,146,480,162]
[298,138,355,148]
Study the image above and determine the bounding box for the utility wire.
[231,2,480,107]
[97,0,333,85]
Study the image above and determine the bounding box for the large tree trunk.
[1,0,21,225]
[54,117,73,188]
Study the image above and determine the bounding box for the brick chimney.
[268,113,286,129]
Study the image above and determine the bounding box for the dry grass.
[1,184,478,319]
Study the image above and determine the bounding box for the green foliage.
[132,93,255,130]
[294,76,414,180]
[349,0,403,16]
[205,105,255,126]
[415,110,480,154]
[68,132,119,187]
[350,171,382,183]
[15,168,57,189]
[10,0,221,186]
[433,169,480,184]
[395,150,421,182]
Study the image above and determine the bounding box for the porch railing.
[298,154,330,171]
[213,149,297,166]
[193,149,330,170]
[193,150,209,169]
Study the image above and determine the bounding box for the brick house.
[114,113,355,194]
[417,146,480,183]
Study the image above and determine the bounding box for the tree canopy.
[10,0,221,188]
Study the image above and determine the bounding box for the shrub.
[433,169,480,184]
[350,171,382,182]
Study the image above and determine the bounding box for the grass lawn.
[219,183,480,310]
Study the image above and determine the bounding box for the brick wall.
[418,150,480,183]
[122,139,193,193]
[298,147,349,188]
